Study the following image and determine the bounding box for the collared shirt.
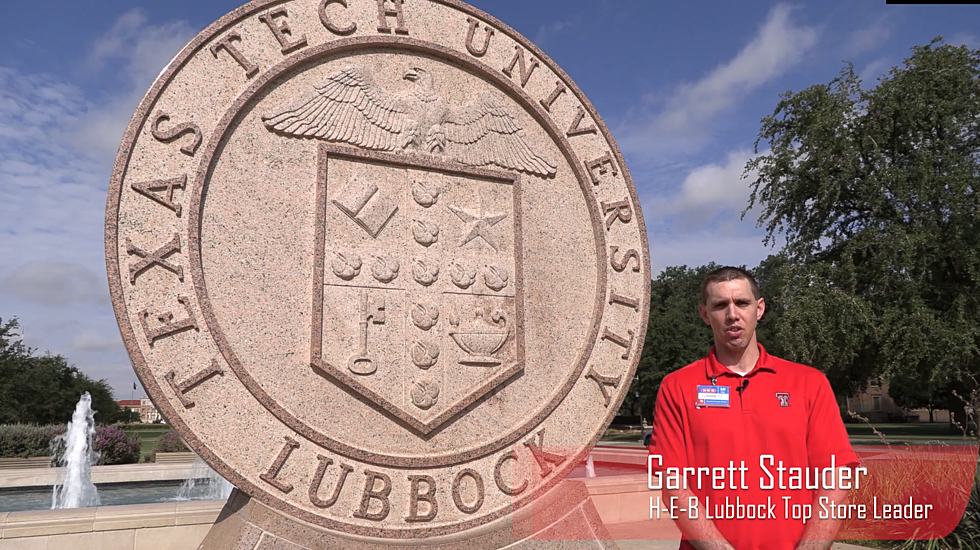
[649,344,859,550]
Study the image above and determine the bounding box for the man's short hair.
[699,266,761,305]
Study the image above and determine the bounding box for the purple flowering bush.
[154,431,189,453]
[0,424,140,465]
[93,425,141,465]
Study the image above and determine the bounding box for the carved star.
[448,194,507,251]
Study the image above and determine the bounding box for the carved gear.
[263,66,558,178]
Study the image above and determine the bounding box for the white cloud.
[0,68,84,146]
[947,32,979,49]
[0,11,194,269]
[0,67,110,273]
[534,17,579,48]
[640,149,786,277]
[660,6,817,128]
[2,262,107,306]
[0,9,193,399]
[619,4,817,159]
[859,57,890,85]
[649,232,781,279]
[646,149,760,230]
[72,9,195,157]
[844,16,893,56]
[71,329,123,352]
[83,9,194,87]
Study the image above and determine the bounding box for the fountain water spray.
[176,460,234,501]
[585,453,596,478]
[51,392,101,509]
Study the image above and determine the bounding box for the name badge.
[696,385,730,408]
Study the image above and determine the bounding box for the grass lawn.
[119,424,174,460]
[601,432,643,442]
[600,428,644,442]
[845,423,968,442]
[599,424,970,445]
[845,423,957,436]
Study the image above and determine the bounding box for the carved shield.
[312,145,523,434]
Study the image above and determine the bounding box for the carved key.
[348,293,385,375]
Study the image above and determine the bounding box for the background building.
[846,379,950,423]
[115,398,163,423]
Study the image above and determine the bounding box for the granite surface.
[199,486,620,550]
[106,0,649,545]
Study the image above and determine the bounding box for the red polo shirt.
[649,344,859,550]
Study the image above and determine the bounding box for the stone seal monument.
[106,1,649,548]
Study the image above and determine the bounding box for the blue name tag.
[696,385,730,408]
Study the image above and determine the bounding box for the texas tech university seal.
[106,0,649,544]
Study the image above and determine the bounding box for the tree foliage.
[631,265,719,419]
[0,317,130,425]
[887,371,948,416]
[743,38,980,396]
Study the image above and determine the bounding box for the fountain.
[585,453,597,478]
[51,392,101,509]
[176,460,234,501]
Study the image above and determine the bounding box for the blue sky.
[1,0,977,400]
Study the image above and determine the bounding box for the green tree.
[758,260,879,398]
[887,372,948,422]
[633,264,719,421]
[752,252,791,356]
[744,39,980,410]
[0,317,130,425]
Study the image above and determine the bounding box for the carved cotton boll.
[331,252,362,280]
[371,256,399,283]
[491,310,507,326]
[412,220,439,247]
[411,341,440,369]
[411,378,440,410]
[412,259,439,286]
[411,303,439,331]
[484,265,508,291]
[412,180,441,207]
[449,261,477,289]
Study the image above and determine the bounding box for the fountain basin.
[0,449,662,549]
[0,447,657,548]
[0,462,202,490]
[0,499,223,548]
[0,480,226,513]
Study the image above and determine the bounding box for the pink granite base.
[201,486,619,550]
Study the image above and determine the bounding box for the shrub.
[154,431,189,453]
[895,385,980,550]
[93,426,141,465]
[0,424,142,465]
[0,424,65,458]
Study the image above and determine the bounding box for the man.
[649,266,859,550]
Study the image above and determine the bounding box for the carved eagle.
[262,66,558,178]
